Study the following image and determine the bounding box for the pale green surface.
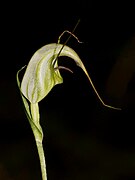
[21,43,87,104]
[20,43,120,109]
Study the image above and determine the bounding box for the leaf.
[17,68,43,141]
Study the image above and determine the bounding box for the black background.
[1,1,135,180]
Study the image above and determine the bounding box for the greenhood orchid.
[17,31,121,180]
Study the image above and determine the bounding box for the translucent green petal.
[20,43,121,110]
[21,43,86,103]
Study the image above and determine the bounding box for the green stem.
[30,103,47,180]
[35,140,47,180]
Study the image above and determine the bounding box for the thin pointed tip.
[104,104,122,110]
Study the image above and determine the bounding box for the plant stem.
[30,103,47,180]
[35,140,47,180]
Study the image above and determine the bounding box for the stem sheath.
[30,103,47,180]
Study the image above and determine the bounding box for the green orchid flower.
[17,32,121,180]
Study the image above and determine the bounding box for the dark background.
[1,1,135,180]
